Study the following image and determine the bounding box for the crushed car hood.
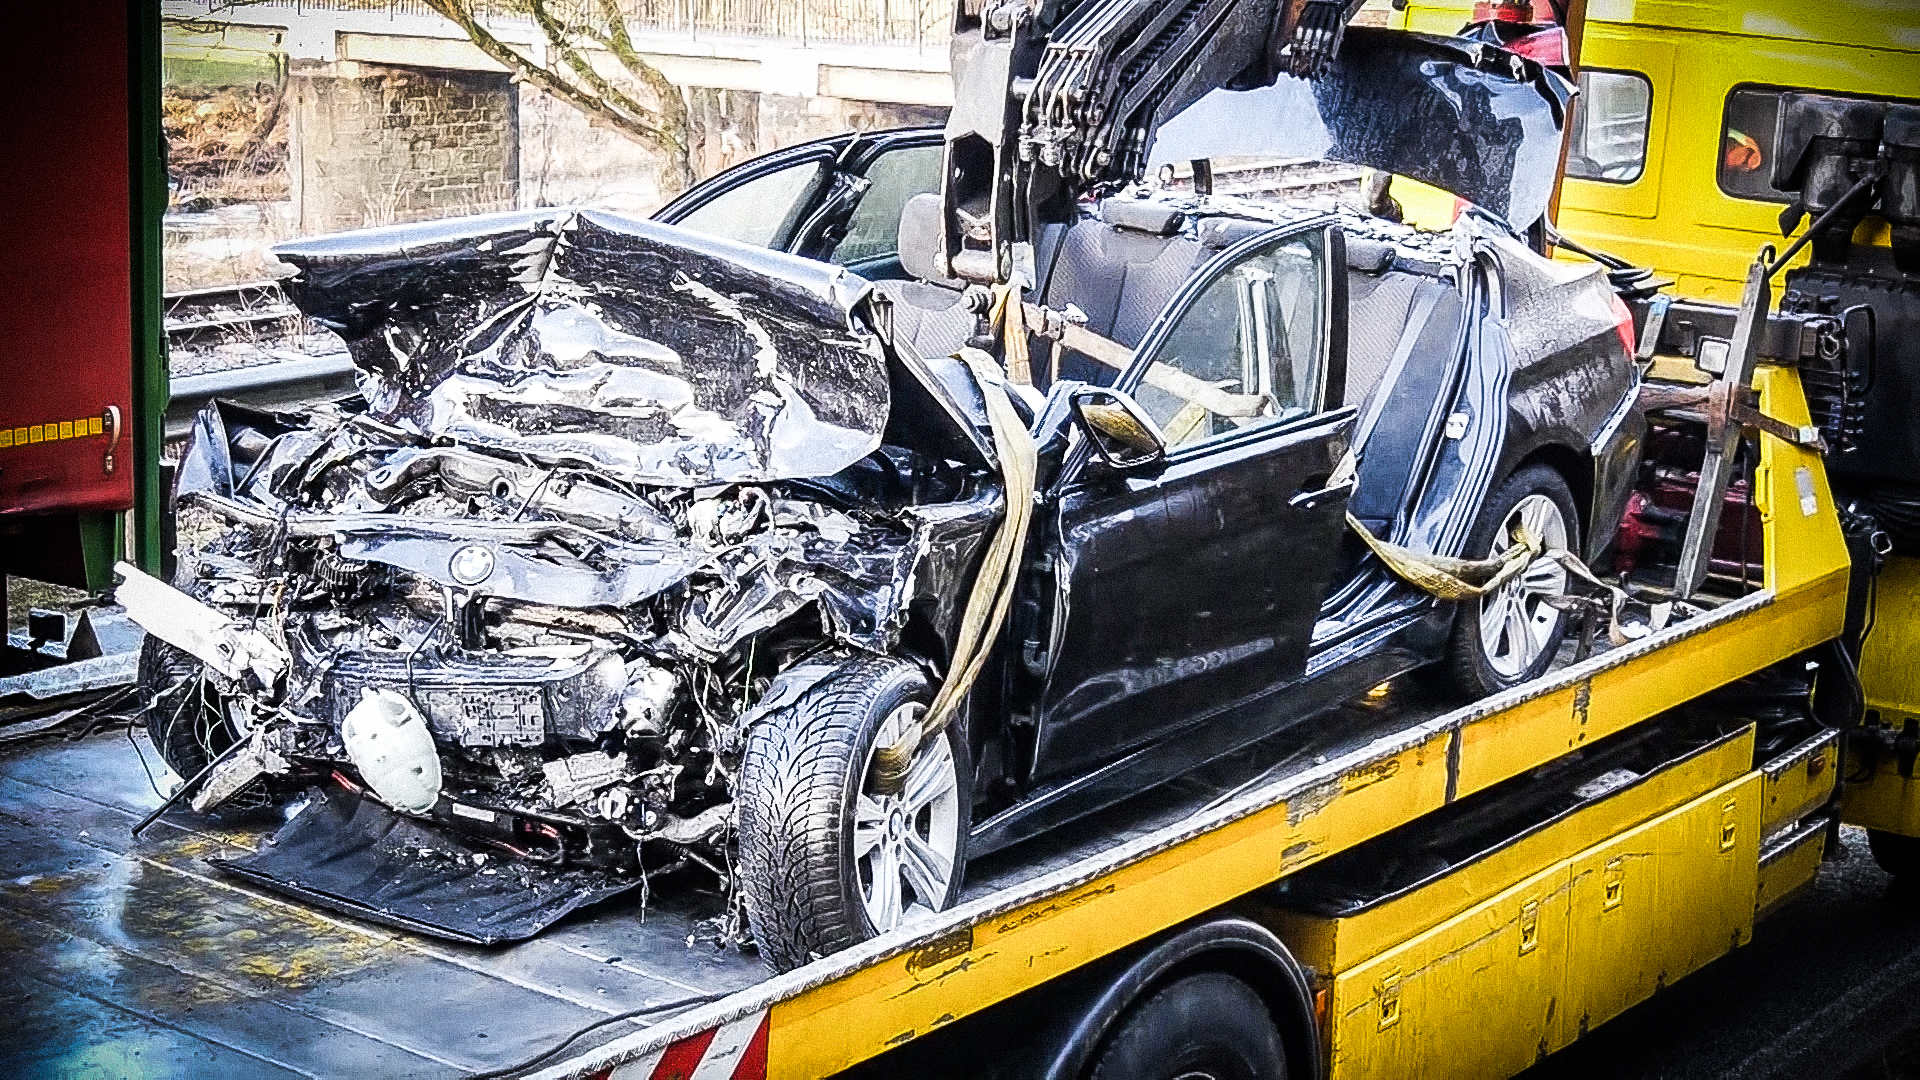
[273,208,890,487]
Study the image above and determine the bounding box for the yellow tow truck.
[497,2,1913,1070]
[503,5,1908,1078]
[10,5,1917,1080]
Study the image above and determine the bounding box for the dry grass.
[165,84,289,211]
[164,201,294,293]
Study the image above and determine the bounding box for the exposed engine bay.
[124,210,1002,941]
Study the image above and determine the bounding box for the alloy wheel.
[1478,493,1571,680]
[854,702,961,933]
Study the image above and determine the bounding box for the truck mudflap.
[212,785,640,945]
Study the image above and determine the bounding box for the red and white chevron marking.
[599,1010,769,1080]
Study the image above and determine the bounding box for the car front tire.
[737,655,970,972]
[138,633,282,810]
[1445,463,1581,699]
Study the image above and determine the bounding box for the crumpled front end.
[125,212,999,942]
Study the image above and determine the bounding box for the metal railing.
[175,0,952,48]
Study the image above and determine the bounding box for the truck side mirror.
[1070,388,1167,472]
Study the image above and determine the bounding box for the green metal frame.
[129,0,167,578]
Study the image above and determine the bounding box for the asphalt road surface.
[1521,825,1920,1080]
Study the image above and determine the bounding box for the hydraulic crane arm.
[935,0,1569,286]
[936,0,1364,283]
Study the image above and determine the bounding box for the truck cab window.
[1566,70,1652,184]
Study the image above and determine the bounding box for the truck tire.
[737,656,970,972]
[137,634,277,810]
[1088,972,1288,1080]
[1446,463,1581,699]
[1869,829,1920,881]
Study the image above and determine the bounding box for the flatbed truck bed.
[0,365,1850,1080]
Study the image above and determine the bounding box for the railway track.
[163,280,358,439]
[163,279,301,347]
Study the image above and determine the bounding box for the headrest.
[897,193,962,287]
[1100,197,1187,236]
[1345,235,1395,274]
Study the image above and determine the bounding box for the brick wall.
[289,61,517,234]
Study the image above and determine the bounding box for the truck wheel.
[737,656,970,972]
[1089,972,1287,1080]
[1869,829,1920,880]
[1446,464,1580,698]
[137,634,277,810]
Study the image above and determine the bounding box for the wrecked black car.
[123,23,1642,973]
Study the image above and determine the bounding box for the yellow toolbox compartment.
[1761,727,1838,834]
[1320,773,1762,1079]
[1559,773,1761,1041]
[1756,818,1828,920]
[1269,722,1755,978]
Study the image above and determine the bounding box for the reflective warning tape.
[601,1010,769,1080]
[1,414,106,450]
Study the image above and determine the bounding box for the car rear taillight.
[602,1011,769,1080]
[1611,293,1637,357]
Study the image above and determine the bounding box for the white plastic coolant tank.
[341,688,443,813]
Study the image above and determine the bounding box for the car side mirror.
[1070,388,1167,472]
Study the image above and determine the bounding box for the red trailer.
[0,2,166,611]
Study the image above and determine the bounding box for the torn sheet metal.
[214,786,639,944]
[272,209,891,487]
[1146,28,1573,227]
[114,562,288,688]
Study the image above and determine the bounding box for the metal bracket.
[1675,255,1772,599]
[1729,397,1826,453]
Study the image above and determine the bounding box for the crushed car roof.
[1145,28,1574,229]
[273,209,890,488]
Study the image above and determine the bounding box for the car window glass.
[1566,70,1651,184]
[1134,231,1326,448]
[831,144,943,266]
[672,159,825,248]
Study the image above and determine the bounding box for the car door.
[1030,224,1358,783]
[654,127,943,277]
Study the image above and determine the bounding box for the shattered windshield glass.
[273,209,890,487]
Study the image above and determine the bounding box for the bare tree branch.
[421,0,694,194]
[527,0,662,141]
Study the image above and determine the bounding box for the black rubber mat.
[212,786,639,944]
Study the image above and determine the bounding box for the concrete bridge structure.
[161,0,954,232]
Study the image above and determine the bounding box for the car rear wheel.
[737,655,969,972]
[1446,464,1580,699]
[1088,972,1288,1080]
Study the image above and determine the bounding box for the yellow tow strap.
[1350,512,1687,649]
[873,347,1037,788]
[1346,512,1542,602]
[988,282,1034,386]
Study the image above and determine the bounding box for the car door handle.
[1289,478,1355,510]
